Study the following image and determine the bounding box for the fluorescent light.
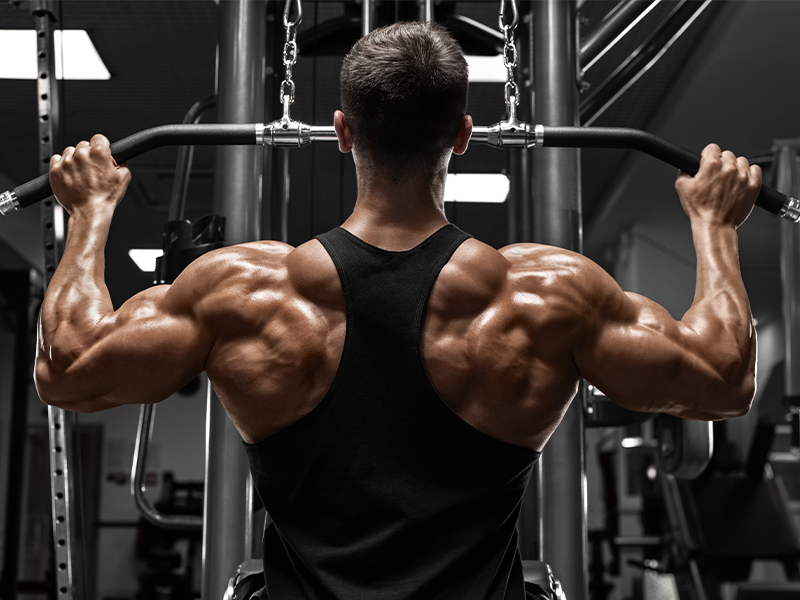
[128,249,163,272]
[466,55,507,83]
[444,173,509,203]
[0,30,110,80]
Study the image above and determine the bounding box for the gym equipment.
[223,559,567,600]
[655,415,713,480]
[2,124,794,220]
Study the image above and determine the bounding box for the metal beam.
[533,1,587,598]
[579,0,660,73]
[777,144,800,406]
[203,1,265,598]
[29,2,87,599]
[580,0,712,126]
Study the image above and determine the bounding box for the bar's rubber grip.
[14,123,258,209]
[542,126,784,215]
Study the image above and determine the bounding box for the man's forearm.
[39,209,115,373]
[684,220,755,386]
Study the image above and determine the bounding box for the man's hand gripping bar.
[2,120,797,222]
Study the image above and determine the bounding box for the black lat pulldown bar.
[1,122,797,221]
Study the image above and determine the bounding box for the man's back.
[198,223,589,451]
[243,223,538,599]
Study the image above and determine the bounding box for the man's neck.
[341,165,450,251]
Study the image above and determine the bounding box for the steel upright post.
[776,145,800,405]
[203,2,265,599]
[29,2,87,600]
[532,1,588,598]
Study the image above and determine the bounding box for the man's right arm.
[572,144,760,420]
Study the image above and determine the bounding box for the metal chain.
[499,0,519,106]
[280,0,302,105]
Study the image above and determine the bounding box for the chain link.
[499,0,519,107]
[280,0,302,105]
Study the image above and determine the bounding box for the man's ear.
[452,115,473,156]
[334,110,353,154]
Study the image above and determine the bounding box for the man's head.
[340,22,469,181]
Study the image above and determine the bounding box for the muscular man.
[36,22,758,600]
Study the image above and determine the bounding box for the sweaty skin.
[36,114,760,452]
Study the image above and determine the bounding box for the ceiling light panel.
[444,173,509,204]
[465,55,507,83]
[0,29,110,80]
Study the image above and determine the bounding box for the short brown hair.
[340,22,468,180]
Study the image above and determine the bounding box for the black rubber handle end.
[15,173,53,209]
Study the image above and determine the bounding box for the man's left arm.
[35,134,213,411]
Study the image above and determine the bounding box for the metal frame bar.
[776,143,800,407]
[579,0,661,74]
[533,2,587,599]
[362,0,372,36]
[202,1,266,598]
[421,0,433,24]
[169,96,217,222]
[579,0,712,126]
[131,404,203,530]
[30,2,86,599]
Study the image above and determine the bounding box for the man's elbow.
[714,373,755,419]
[34,357,97,412]
[34,358,69,408]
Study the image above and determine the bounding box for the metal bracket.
[0,190,19,216]
[780,196,800,223]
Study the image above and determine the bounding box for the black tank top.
[244,224,540,600]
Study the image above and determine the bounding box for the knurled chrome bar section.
[131,405,203,529]
[32,3,83,599]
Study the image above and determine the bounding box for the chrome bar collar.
[781,196,800,223]
[255,123,266,146]
[534,123,544,148]
[0,190,19,216]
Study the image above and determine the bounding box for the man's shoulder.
[176,240,295,289]
[498,242,610,294]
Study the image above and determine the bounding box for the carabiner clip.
[283,0,303,31]
[499,0,518,32]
